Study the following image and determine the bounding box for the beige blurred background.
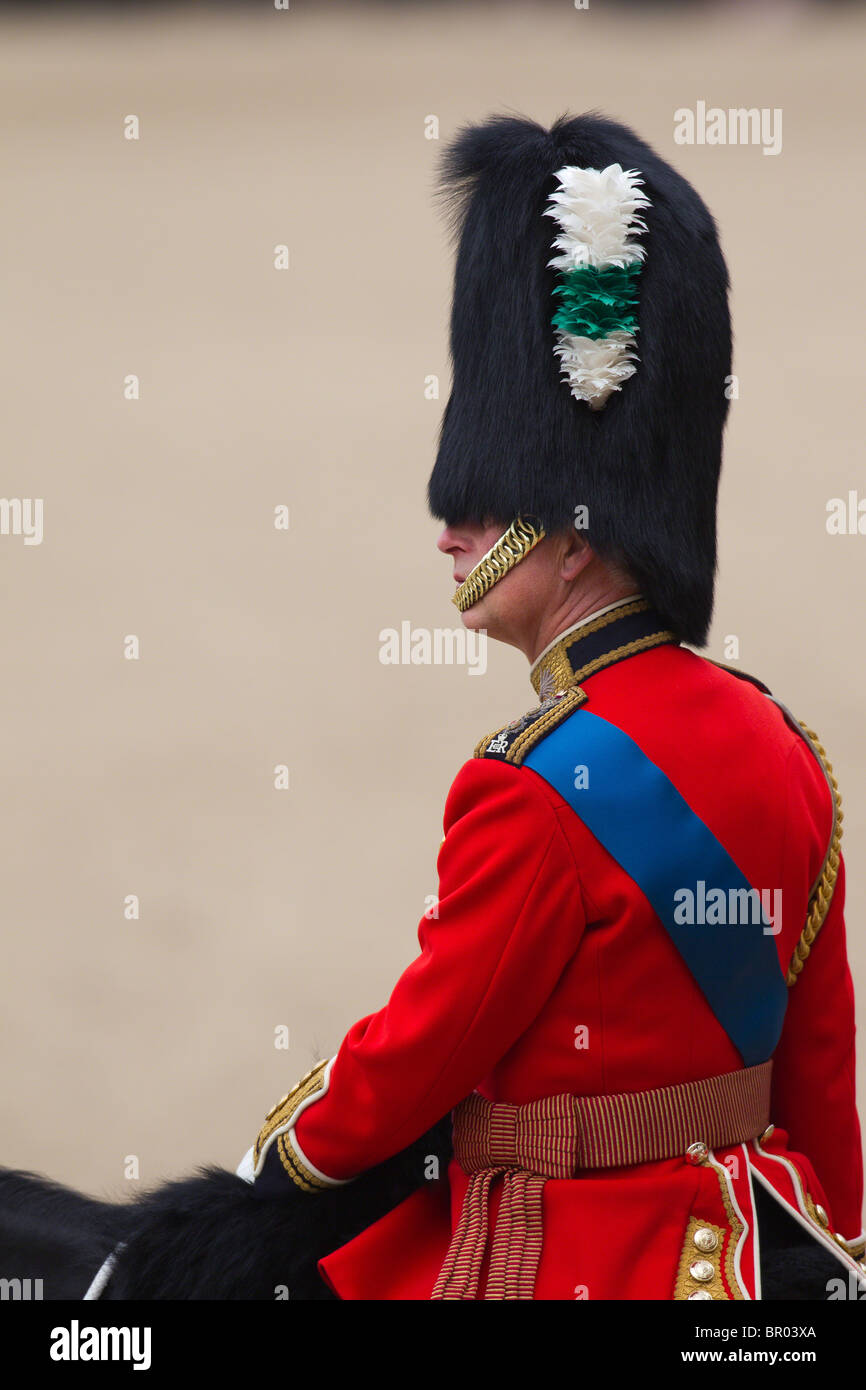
[1,1,864,1219]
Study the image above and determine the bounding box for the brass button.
[833,1232,848,1248]
[689,1259,715,1283]
[693,1227,719,1254]
[760,1124,775,1144]
[688,1289,713,1300]
[814,1204,830,1229]
[686,1141,709,1166]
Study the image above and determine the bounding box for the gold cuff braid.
[253,1059,332,1192]
[452,517,545,613]
[785,723,843,988]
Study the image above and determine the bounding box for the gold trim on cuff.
[253,1058,329,1178]
[276,1130,332,1193]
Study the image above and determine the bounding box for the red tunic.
[287,636,863,1299]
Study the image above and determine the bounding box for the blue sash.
[524,710,787,1066]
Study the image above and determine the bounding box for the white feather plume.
[545,164,650,271]
[552,332,639,411]
[545,163,650,407]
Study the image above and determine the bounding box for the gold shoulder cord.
[786,723,843,988]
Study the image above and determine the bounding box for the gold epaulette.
[785,722,843,988]
[474,686,587,766]
[253,1058,333,1193]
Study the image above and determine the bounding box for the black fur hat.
[427,113,732,647]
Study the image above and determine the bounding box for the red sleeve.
[293,756,586,1181]
[770,852,864,1242]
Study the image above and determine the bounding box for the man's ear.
[558,527,594,583]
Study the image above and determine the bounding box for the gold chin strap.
[452,516,546,613]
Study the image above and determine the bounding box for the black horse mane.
[0,1116,454,1300]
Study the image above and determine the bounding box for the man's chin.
[457,600,488,631]
[458,595,502,641]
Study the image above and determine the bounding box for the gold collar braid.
[452,517,546,613]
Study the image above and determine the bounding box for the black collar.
[530,598,678,699]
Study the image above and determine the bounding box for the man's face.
[436,518,565,645]
[437,520,635,664]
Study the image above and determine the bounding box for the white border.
[82,1243,123,1301]
[743,1144,763,1299]
[751,1142,866,1279]
[708,1147,753,1299]
[839,1228,866,1255]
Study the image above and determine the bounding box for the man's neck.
[526,585,642,667]
[528,592,644,683]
